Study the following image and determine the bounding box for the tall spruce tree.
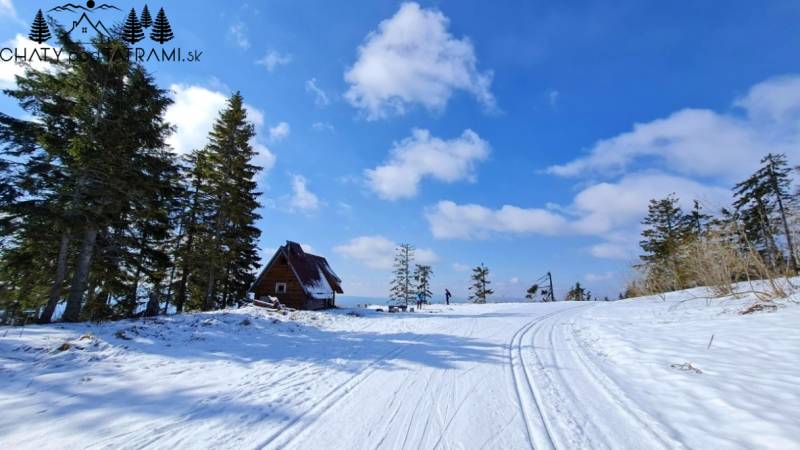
[469,263,493,304]
[639,194,691,290]
[390,244,414,306]
[171,150,213,313]
[413,264,433,304]
[0,32,179,322]
[191,93,262,311]
[733,154,796,272]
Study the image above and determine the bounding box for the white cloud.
[305,78,330,106]
[426,201,569,240]
[0,34,56,89]
[288,175,320,212]
[569,172,731,236]
[589,242,632,260]
[510,277,520,285]
[312,121,335,132]
[228,21,250,49]
[256,50,292,71]
[425,171,730,258]
[269,122,290,142]
[334,235,438,269]
[547,76,800,181]
[585,272,615,283]
[366,129,490,200]
[164,84,275,171]
[344,2,495,120]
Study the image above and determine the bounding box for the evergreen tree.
[171,151,209,313]
[687,200,712,237]
[525,283,539,301]
[150,8,174,44]
[733,154,796,271]
[0,33,179,322]
[640,194,687,264]
[565,282,586,301]
[469,263,493,303]
[639,194,690,289]
[28,10,51,44]
[390,244,414,306]
[413,264,433,304]
[140,5,153,28]
[121,9,145,45]
[191,93,262,311]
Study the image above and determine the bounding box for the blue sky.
[3,0,800,299]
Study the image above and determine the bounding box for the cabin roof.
[251,241,343,296]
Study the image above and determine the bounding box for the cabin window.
[275,282,287,294]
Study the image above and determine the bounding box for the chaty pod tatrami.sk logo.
[29,1,175,46]
[15,1,202,63]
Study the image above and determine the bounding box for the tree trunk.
[204,266,217,311]
[144,286,161,317]
[204,211,224,311]
[769,163,799,272]
[62,226,98,322]
[755,197,781,270]
[39,232,71,323]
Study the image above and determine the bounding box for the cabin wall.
[253,256,308,310]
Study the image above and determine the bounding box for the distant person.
[416,291,424,310]
[445,289,452,305]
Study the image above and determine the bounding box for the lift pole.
[547,271,556,302]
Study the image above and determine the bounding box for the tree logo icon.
[29,9,52,44]
[150,7,174,44]
[121,8,145,44]
[140,5,153,29]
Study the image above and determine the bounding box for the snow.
[1,289,798,449]
[303,266,334,299]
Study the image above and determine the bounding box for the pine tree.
[171,150,212,313]
[733,154,796,271]
[121,8,145,45]
[469,263,493,303]
[687,200,712,237]
[638,194,691,290]
[0,34,179,322]
[640,194,687,264]
[413,264,433,304]
[140,5,153,28]
[150,8,174,44]
[565,282,586,301]
[28,10,51,44]
[525,284,539,301]
[390,244,414,305]
[189,93,262,311]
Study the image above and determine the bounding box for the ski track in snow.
[1,290,799,450]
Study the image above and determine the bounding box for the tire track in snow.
[506,307,574,450]
[521,304,685,449]
[256,329,438,450]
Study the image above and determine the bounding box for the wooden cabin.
[250,241,343,310]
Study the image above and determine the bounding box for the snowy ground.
[1,291,798,449]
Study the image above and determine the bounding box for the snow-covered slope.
[1,291,798,449]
